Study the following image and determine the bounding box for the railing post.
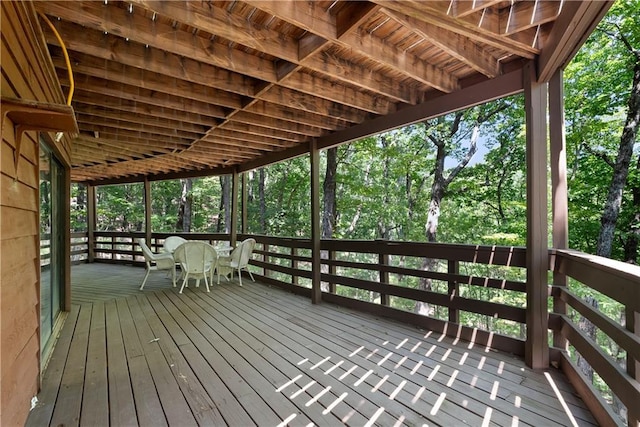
[310,140,321,303]
[550,69,569,351]
[524,60,549,369]
[291,246,298,285]
[87,184,95,262]
[144,178,151,247]
[329,250,336,294]
[628,306,640,426]
[448,260,459,323]
[378,242,389,306]
[264,243,270,278]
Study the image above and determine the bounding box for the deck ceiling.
[34,0,611,184]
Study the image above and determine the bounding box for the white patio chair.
[164,235,187,253]
[216,238,256,286]
[137,238,176,290]
[173,241,217,294]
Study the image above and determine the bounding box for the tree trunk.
[576,296,599,383]
[176,178,192,232]
[597,60,640,257]
[218,175,231,233]
[415,114,480,315]
[259,168,266,233]
[623,153,640,264]
[322,148,337,239]
[321,147,338,293]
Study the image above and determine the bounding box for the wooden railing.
[549,249,640,427]
[40,231,89,266]
[70,231,639,426]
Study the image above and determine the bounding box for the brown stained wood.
[16,0,610,182]
[553,286,640,367]
[104,300,137,426]
[229,283,596,426]
[30,263,598,427]
[49,304,92,426]
[559,316,640,414]
[115,298,168,426]
[81,302,109,426]
[524,61,549,369]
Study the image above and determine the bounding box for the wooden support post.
[87,184,96,263]
[311,140,321,304]
[231,169,239,247]
[524,61,549,369]
[241,172,247,235]
[448,260,459,323]
[378,242,389,306]
[550,69,569,351]
[144,178,151,247]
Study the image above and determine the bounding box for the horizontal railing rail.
[242,234,530,357]
[550,249,640,427]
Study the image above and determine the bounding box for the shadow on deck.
[28,263,596,426]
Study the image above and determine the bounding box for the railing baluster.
[379,249,389,306]
[329,249,336,294]
[291,246,298,286]
[448,260,459,323]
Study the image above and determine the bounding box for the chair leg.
[238,267,243,286]
[204,274,210,293]
[140,269,151,290]
[246,268,255,282]
[179,274,189,294]
[172,266,177,287]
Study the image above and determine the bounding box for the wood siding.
[1,2,70,425]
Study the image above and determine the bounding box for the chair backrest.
[237,238,256,268]
[174,241,216,274]
[137,238,155,262]
[164,236,187,253]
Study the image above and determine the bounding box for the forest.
[65,1,638,422]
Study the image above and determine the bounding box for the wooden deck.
[28,263,596,426]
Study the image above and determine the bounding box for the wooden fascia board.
[537,1,614,82]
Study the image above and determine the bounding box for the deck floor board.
[27,263,597,427]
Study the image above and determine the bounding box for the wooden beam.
[381,7,500,78]
[38,2,277,82]
[259,86,370,123]
[50,49,245,110]
[549,69,568,350]
[524,61,549,369]
[371,1,538,58]
[538,1,613,82]
[244,0,457,94]
[41,18,256,97]
[499,1,562,35]
[310,140,321,304]
[317,68,523,149]
[75,114,206,138]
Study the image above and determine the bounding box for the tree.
[176,178,192,232]
[415,101,512,315]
